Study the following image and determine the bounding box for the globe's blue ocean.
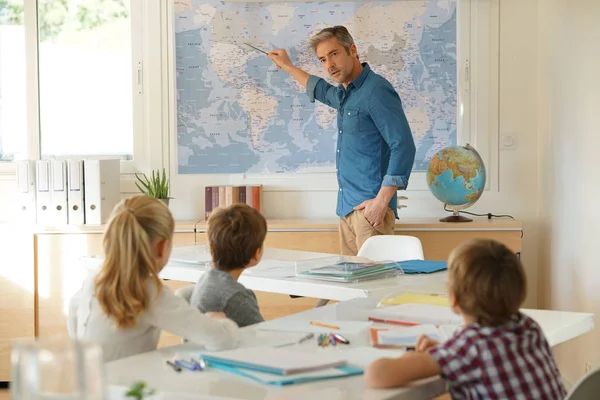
[429,169,485,207]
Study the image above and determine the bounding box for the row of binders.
[16,159,121,226]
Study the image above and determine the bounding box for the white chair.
[174,285,195,304]
[357,235,424,261]
[565,366,600,400]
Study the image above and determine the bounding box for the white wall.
[537,0,600,386]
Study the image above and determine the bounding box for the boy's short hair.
[207,203,267,271]
[448,238,526,326]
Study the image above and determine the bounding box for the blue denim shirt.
[306,63,416,218]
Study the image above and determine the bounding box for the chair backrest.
[565,367,600,400]
[357,235,424,262]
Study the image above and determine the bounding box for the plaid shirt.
[428,313,567,399]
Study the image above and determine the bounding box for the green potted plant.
[135,168,172,206]
[125,381,155,400]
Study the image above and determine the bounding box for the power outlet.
[586,361,593,373]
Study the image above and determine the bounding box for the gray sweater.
[190,268,264,328]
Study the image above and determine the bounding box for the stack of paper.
[200,346,363,385]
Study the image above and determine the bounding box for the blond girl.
[68,195,239,362]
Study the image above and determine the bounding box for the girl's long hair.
[94,195,174,329]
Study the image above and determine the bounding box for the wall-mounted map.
[175,0,457,174]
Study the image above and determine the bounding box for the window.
[0,0,158,178]
[37,0,134,159]
[0,0,27,162]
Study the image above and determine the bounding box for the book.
[295,258,400,283]
[200,346,347,376]
[368,303,464,326]
[203,184,264,219]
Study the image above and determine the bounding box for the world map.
[175,0,457,174]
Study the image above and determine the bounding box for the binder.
[15,160,37,223]
[83,159,121,225]
[35,160,52,225]
[67,160,85,225]
[50,160,68,225]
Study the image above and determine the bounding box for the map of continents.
[175,0,457,174]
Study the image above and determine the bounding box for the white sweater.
[68,275,240,362]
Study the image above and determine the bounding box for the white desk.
[105,298,594,400]
[82,246,449,302]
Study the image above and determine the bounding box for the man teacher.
[268,25,416,256]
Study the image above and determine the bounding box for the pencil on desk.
[310,321,340,330]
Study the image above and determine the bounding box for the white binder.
[15,160,37,223]
[35,160,52,225]
[67,160,85,225]
[50,160,68,225]
[83,159,121,225]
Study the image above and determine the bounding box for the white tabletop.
[81,245,450,302]
[104,298,594,400]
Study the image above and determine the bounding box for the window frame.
[0,0,166,188]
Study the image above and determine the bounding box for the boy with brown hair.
[190,203,267,327]
[365,239,566,399]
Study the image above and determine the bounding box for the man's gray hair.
[308,25,355,55]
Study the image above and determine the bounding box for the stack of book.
[204,185,263,219]
[199,346,363,386]
[295,258,401,283]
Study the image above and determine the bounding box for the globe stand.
[440,209,472,223]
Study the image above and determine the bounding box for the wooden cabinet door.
[0,228,35,382]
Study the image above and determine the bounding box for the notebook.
[368,303,464,326]
[206,363,363,386]
[202,347,396,386]
[200,346,347,376]
[399,260,448,274]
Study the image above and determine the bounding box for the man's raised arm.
[267,49,310,88]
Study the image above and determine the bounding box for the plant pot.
[159,198,170,207]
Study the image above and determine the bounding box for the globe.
[426,143,486,222]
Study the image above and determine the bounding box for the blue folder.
[398,260,448,274]
[204,361,363,386]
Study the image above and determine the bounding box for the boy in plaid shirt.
[365,239,567,399]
